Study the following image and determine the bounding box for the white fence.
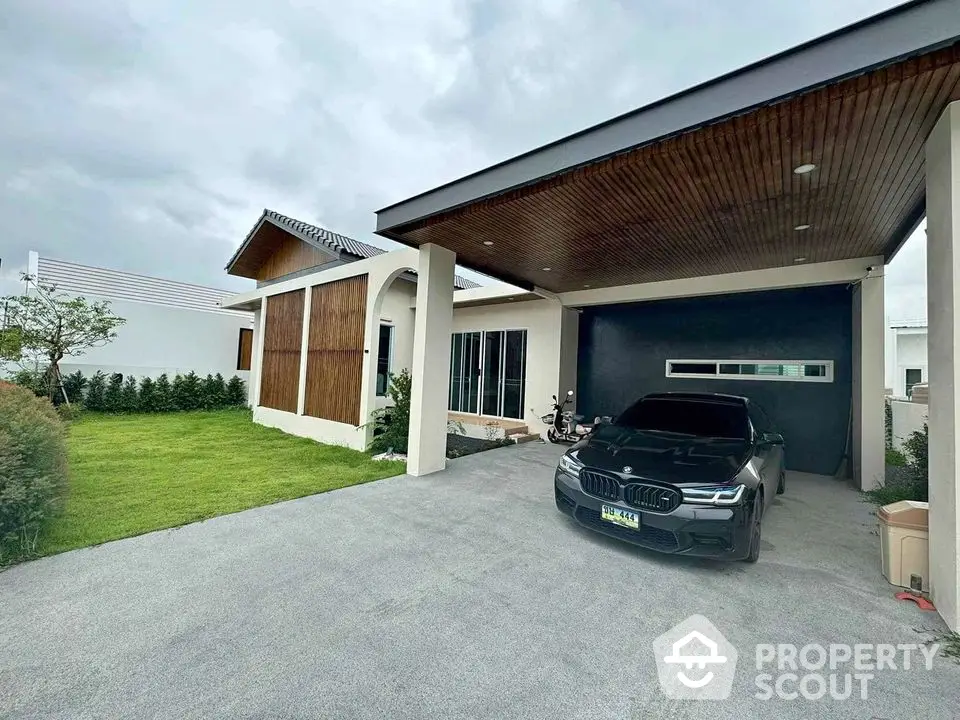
[890,399,927,452]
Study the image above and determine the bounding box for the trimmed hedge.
[10,370,249,414]
[0,381,68,562]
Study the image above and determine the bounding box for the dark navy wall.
[576,285,852,475]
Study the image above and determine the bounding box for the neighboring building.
[885,319,928,398]
[28,252,254,384]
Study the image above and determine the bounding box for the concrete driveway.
[1,442,957,719]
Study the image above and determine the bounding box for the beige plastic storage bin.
[878,500,929,592]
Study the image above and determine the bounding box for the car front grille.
[574,507,679,551]
[623,483,682,514]
[579,469,620,501]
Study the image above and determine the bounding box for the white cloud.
[0,0,923,316]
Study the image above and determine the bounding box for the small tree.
[201,373,227,409]
[85,372,106,411]
[60,371,87,406]
[225,375,247,406]
[138,377,157,412]
[120,375,139,412]
[154,373,174,412]
[103,373,124,413]
[368,369,413,454]
[1,275,125,402]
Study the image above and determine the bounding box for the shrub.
[56,402,85,422]
[368,369,412,454]
[884,400,893,450]
[154,373,174,412]
[103,373,124,413]
[10,367,47,397]
[61,371,87,406]
[225,375,247,406]
[0,382,68,563]
[885,447,907,467]
[85,371,106,411]
[201,373,227,409]
[171,372,200,411]
[904,423,929,496]
[867,424,929,505]
[120,375,139,412]
[138,377,157,412]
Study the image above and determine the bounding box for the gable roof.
[227,209,479,289]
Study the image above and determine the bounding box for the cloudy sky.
[0,0,927,320]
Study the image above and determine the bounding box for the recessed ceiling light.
[794,224,811,231]
[542,267,551,271]
[794,164,816,175]
[483,241,494,246]
[794,257,807,263]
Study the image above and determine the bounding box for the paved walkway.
[1,442,957,718]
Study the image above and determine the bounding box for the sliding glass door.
[449,329,527,419]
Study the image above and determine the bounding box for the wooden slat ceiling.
[386,43,960,294]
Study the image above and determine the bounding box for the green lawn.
[40,410,405,556]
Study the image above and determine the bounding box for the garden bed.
[446,433,515,459]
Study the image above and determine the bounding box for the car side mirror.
[761,432,785,446]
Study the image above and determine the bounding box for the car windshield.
[616,397,750,439]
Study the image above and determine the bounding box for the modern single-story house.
[886,319,929,397]
[224,0,960,631]
[27,252,253,385]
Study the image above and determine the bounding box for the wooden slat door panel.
[304,275,368,425]
[259,289,305,413]
[237,328,253,371]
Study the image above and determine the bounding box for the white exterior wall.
[451,298,571,435]
[59,298,252,382]
[886,326,929,397]
[31,255,254,383]
[890,400,928,452]
[375,280,417,409]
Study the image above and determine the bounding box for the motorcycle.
[540,390,609,444]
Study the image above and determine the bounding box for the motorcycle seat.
[572,414,585,422]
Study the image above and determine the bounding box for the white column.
[248,307,263,407]
[925,100,960,632]
[851,270,886,490]
[296,289,312,415]
[251,296,268,408]
[407,244,455,477]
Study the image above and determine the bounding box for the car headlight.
[681,484,747,506]
[558,454,583,478]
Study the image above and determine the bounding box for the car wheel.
[776,470,786,495]
[744,494,762,563]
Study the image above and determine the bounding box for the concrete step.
[503,424,530,437]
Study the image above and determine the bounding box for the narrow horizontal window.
[666,360,833,383]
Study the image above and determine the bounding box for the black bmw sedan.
[554,392,785,562]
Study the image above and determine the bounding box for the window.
[237,328,253,371]
[449,329,527,419]
[617,397,750,440]
[905,368,922,397]
[666,359,834,383]
[376,325,393,396]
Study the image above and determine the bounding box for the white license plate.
[601,504,639,529]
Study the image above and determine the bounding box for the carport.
[375,0,960,631]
